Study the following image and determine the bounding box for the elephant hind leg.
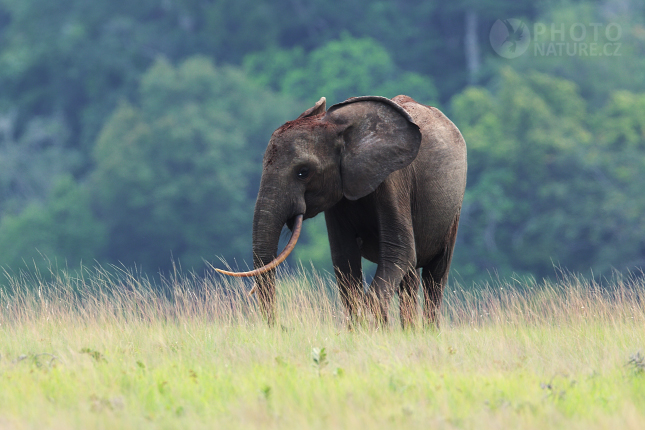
[422,211,460,328]
[421,267,444,329]
[399,269,420,330]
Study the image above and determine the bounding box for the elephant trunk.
[215,190,303,293]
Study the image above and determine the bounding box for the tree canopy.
[0,0,643,284]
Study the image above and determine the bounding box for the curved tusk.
[215,214,304,295]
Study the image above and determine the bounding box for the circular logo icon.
[490,19,530,59]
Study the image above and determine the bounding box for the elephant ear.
[324,96,422,200]
[296,97,326,119]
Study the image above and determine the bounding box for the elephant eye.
[297,167,310,180]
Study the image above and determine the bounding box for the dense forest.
[0,0,643,285]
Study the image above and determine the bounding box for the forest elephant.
[217,95,467,328]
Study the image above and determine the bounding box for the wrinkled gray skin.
[252,95,467,328]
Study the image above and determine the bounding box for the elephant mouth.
[286,215,299,231]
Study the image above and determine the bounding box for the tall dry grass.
[1,263,643,331]
[1,264,644,430]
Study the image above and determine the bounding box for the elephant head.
[216,96,421,306]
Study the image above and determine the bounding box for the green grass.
[0,267,644,429]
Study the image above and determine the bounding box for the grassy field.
[0,266,644,429]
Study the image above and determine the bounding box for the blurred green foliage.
[0,0,643,283]
[91,56,295,270]
[451,67,645,281]
[244,33,438,106]
[453,68,593,279]
[0,175,104,273]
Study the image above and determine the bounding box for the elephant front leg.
[334,264,364,327]
[325,211,364,327]
[366,191,417,328]
[368,256,415,327]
